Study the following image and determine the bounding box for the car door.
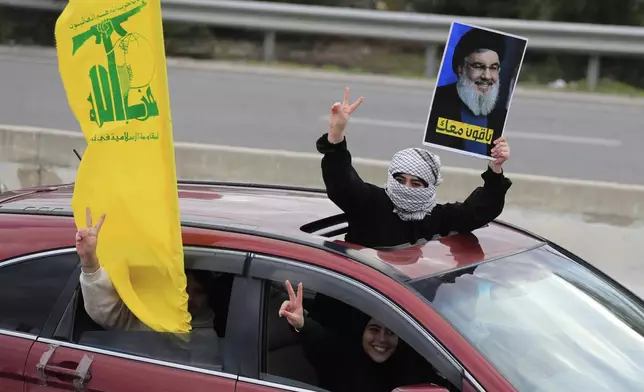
[234,252,469,392]
[0,249,79,391]
[21,246,250,392]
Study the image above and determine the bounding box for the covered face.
[384,148,443,221]
[452,28,506,116]
[362,318,399,363]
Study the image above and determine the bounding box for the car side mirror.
[392,384,450,392]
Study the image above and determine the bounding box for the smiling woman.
[361,318,400,363]
[267,280,454,392]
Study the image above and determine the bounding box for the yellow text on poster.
[436,117,495,145]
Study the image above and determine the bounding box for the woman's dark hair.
[190,269,214,289]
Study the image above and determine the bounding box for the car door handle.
[44,363,79,378]
[37,344,94,391]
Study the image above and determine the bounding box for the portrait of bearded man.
[425,27,514,158]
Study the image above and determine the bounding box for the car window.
[261,280,454,392]
[73,268,233,371]
[51,248,245,372]
[410,245,644,392]
[247,252,462,392]
[0,252,78,335]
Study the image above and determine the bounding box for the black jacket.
[425,83,507,156]
[296,315,448,392]
[316,134,512,248]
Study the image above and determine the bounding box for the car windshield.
[409,245,644,392]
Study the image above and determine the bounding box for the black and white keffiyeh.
[384,148,443,221]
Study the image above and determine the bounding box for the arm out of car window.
[80,267,146,331]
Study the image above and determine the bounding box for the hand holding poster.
[55,0,191,332]
[423,23,528,160]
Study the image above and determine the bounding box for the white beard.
[456,73,500,116]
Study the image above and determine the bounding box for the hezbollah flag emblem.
[55,0,191,333]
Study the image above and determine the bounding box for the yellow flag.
[55,0,191,333]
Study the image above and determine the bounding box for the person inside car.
[75,208,218,333]
[316,87,512,249]
[278,280,452,392]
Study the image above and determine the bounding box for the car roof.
[0,181,546,281]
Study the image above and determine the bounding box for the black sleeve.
[393,344,458,390]
[294,314,340,374]
[433,167,512,235]
[316,133,374,216]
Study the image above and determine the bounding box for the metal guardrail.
[3,0,644,89]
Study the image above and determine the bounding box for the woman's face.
[186,272,208,313]
[362,318,399,363]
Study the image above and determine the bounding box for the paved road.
[1,48,642,185]
[499,206,644,299]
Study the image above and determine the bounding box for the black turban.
[452,27,506,74]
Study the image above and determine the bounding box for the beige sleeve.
[79,267,146,331]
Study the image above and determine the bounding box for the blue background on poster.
[437,23,473,86]
[436,22,527,111]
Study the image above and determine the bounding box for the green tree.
[519,0,644,25]
[409,0,644,26]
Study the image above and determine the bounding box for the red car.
[2,181,644,392]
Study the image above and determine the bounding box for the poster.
[423,22,528,160]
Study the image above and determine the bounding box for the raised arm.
[317,87,375,216]
[433,136,512,235]
[76,208,143,330]
[278,281,340,371]
[79,267,142,330]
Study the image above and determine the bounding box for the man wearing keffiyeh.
[316,87,511,249]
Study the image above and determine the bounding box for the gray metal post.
[424,44,438,79]
[263,31,276,63]
[586,55,600,91]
